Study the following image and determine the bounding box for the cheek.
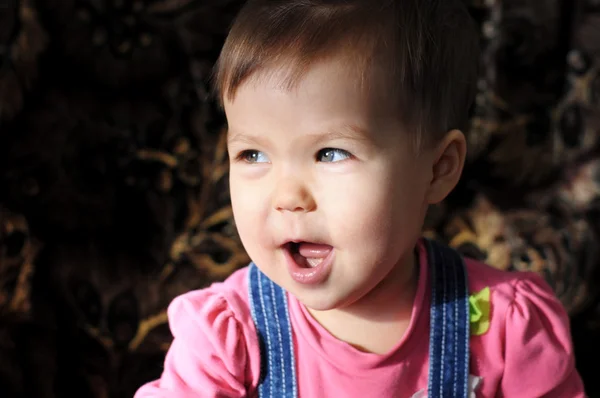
[321,172,394,236]
[322,168,426,245]
[229,174,266,240]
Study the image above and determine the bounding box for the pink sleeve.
[134,288,261,398]
[499,274,586,397]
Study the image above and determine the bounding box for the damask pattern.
[0,0,598,396]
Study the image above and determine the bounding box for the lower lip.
[283,245,334,285]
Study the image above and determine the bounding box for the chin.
[298,300,337,312]
[294,290,351,312]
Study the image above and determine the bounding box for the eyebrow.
[227,129,267,146]
[227,123,371,146]
[308,124,372,145]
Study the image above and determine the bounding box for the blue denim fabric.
[248,239,470,398]
[426,239,470,398]
[249,264,298,398]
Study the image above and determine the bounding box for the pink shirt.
[135,241,586,397]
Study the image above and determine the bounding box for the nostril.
[272,183,316,213]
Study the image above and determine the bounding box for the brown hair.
[212,0,480,147]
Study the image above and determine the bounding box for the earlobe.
[426,129,467,204]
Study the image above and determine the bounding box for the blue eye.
[238,150,270,163]
[317,148,351,162]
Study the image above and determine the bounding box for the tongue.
[297,243,332,258]
[291,243,332,268]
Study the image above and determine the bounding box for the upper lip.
[280,239,306,248]
[279,238,322,247]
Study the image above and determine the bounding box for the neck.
[307,249,419,354]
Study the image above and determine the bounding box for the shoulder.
[464,257,561,317]
[135,266,263,396]
[165,265,262,385]
[167,266,254,342]
[464,258,585,396]
[167,266,262,392]
[464,257,567,333]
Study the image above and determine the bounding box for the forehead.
[224,57,397,132]
[223,59,417,155]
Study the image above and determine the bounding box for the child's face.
[225,58,436,311]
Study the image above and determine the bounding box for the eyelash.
[316,148,352,162]
[235,150,264,163]
[235,148,353,163]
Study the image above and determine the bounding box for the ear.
[426,129,467,204]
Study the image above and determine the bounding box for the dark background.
[0,0,599,397]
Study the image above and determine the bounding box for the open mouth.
[286,242,326,268]
[283,241,334,284]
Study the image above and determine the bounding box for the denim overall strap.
[426,239,470,398]
[248,263,298,398]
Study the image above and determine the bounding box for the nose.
[272,176,316,213]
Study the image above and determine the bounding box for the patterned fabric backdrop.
[0,0,599,397]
